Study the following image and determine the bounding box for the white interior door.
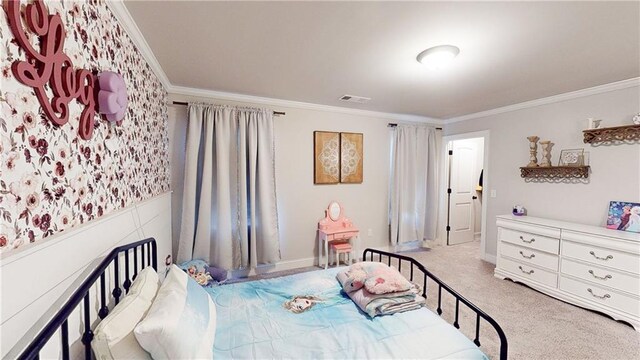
[448,139,478,245]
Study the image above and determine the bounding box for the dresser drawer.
[499,257,558,288]
[560,276,640,317]
[562,241,640,275]
[326,231,358,241]
[500,228,560,254]
[562,230,640,254]
[561,258,640,296]
[500,242,558,271]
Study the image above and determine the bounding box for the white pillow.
[92,267,159,360]
[134,264,217,360]
[128,266,161,301]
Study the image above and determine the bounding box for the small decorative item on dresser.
[633,113,640,125]
[512,205,526,216]
[607,201,640,233]
[539,140,553,167]
[526,136,540,167]
[587,118,603,129]
[558,149,585,167]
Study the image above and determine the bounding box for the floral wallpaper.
[0,0,170,256]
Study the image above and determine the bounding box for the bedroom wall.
[444,85,640,259]
[0,1,172,355]
[1,193,172,358]
[0,0,170,259]
[167,94,440,269]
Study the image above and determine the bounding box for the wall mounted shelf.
[583,124,640,144]
[520,166,590,180]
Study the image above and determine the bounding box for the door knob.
[472,196,478,200]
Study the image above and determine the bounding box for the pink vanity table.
[317,202,359,269]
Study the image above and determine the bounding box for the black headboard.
[14,238,157,360]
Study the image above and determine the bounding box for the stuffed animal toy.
[339,262,386,292]
[341,266,368,293]
[178,259,227,287]
[207,266,227,282]
[363,265,412,294]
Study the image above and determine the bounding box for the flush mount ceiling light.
[416,45,460,70]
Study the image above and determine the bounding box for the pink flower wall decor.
[98,71,128,123]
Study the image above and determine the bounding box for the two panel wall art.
[314,131,363,184]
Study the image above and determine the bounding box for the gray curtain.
[389,125,440,245]
[177,104,281,270]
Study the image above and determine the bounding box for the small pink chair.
[330,242,353,267]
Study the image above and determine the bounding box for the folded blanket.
[348,286,425,317]
[370,294,426,316]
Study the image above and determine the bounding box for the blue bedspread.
[206,267,488,359]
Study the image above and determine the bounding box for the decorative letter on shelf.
[4,0,127,140]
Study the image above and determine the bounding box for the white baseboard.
[229,256,318,279]
[229,244,402,279]
[483,253,497,264]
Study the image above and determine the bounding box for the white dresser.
[495,215,640,331]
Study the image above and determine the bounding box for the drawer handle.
[518,266,534,275]
[519,236,536,244]
[587,288,611,300]
[588,270,612,281]
[519,251,535,259]
[589,251,613,261]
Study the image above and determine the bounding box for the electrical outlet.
[367,229,373,237]
[490,189,497,198]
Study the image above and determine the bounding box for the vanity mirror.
[328,201,342,221]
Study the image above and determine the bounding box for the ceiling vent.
[339,94,371,104]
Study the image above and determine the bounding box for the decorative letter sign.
[4,0,127,139]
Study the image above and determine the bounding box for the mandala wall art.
[340,132,363,183]
[314,131,340,184]
[313,131,363,184]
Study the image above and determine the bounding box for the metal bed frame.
[13,238,157,360]
[13,241,507,360]
[363,248,508,360]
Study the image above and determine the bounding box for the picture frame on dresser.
[495,214,640,332]
[607,201,640,233]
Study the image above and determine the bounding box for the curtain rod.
[388,123,442,130]
[171,101,286,116]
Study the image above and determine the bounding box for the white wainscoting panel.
[0,192,172,358]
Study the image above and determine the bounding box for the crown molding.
[106,0,440,124]
[104,0,636,126]
[105,0,171,90]
[445,77,640,124]
[169,85,444,124]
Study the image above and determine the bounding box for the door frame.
[437,130,492,263]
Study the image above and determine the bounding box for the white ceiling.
[125,1,640,120]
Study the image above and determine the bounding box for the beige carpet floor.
[235,242,640,359]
